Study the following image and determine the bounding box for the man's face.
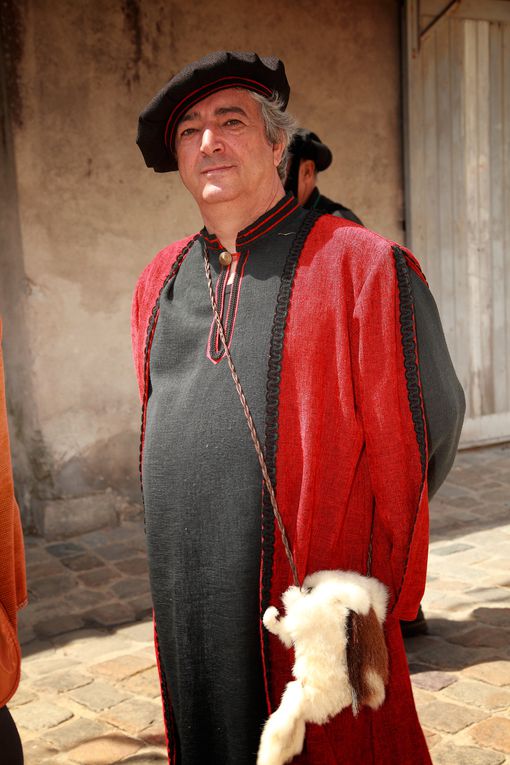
[174,88,283,207]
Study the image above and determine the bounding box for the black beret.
[137,51,290,173]
[288,128,333,172]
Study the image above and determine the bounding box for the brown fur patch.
[346,607,389,708]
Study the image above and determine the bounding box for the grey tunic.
[143,195,307,765]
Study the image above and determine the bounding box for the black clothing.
[411,271,466,498]
[0,707,24,765]
[284,129,332,198]
[304,186,364,226]
[284,127,363,224]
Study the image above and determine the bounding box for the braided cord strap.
[202,240,301,589]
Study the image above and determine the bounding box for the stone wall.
[0,0,403,536]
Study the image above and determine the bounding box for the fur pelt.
[257,570,389,765]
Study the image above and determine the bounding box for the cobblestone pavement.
[9,444,510,764]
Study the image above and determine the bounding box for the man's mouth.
[201,165,235,175]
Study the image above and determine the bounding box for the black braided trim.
[154,622,177,763]
[392,245,427,606]
[138,235,201,522]
[260,209,325,702]
[392,246,427,477]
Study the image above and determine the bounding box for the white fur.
[257,570,388,765]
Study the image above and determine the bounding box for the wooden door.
[404,0,510,446]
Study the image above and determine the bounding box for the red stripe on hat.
[164,75,273,150]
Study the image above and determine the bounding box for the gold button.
[219,251,232,266]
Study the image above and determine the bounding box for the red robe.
[132,214,432,764]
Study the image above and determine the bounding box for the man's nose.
[200,128,223,155]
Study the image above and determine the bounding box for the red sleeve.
[353,243,429,620]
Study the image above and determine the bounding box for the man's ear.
[301,159,316,181]
[272,139,285,168]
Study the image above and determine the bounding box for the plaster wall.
[0,0,403,533]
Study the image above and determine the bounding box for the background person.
[284,127,363,224]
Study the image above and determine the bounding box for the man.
[284,127,363,224]
[133,51,464,765]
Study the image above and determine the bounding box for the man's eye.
[180,127,197,138]
[225,119,242,127]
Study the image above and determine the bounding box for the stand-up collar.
[201,192,301,253]
[304,186,321,210]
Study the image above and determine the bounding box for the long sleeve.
[353,244,429,619]
[409,271,465,499]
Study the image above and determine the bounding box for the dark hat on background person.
[284,128,333,197]
[137,51,290,173]
[288,128,333,172]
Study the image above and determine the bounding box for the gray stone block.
[24,656,80,676]
[433,744,505,765]
[443,679,510,711]
[46,541,85,558]
[95,541,145,562]
[431,542,474,556]
[447,625,510,649]
[28,575,76,600]
[100,698,162,734]
[69,679,130,712]
[63,588,109,610]
[415,641,500,671]
[112,577,150,599]
[60,552,105,571]
[9,686,37,708]
[34,613,85,638]
[84,601,135,627]
[78,567,120,587]
[35,494,119,540]
[31,670,92,694]
[418,699,487,733]
[115,557,148,576]
[42,717,108,749]
[411,670,457,692]
[11,700,74,731]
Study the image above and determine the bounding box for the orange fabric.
[0,318,27,704]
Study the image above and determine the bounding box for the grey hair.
[248,91,297,181]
